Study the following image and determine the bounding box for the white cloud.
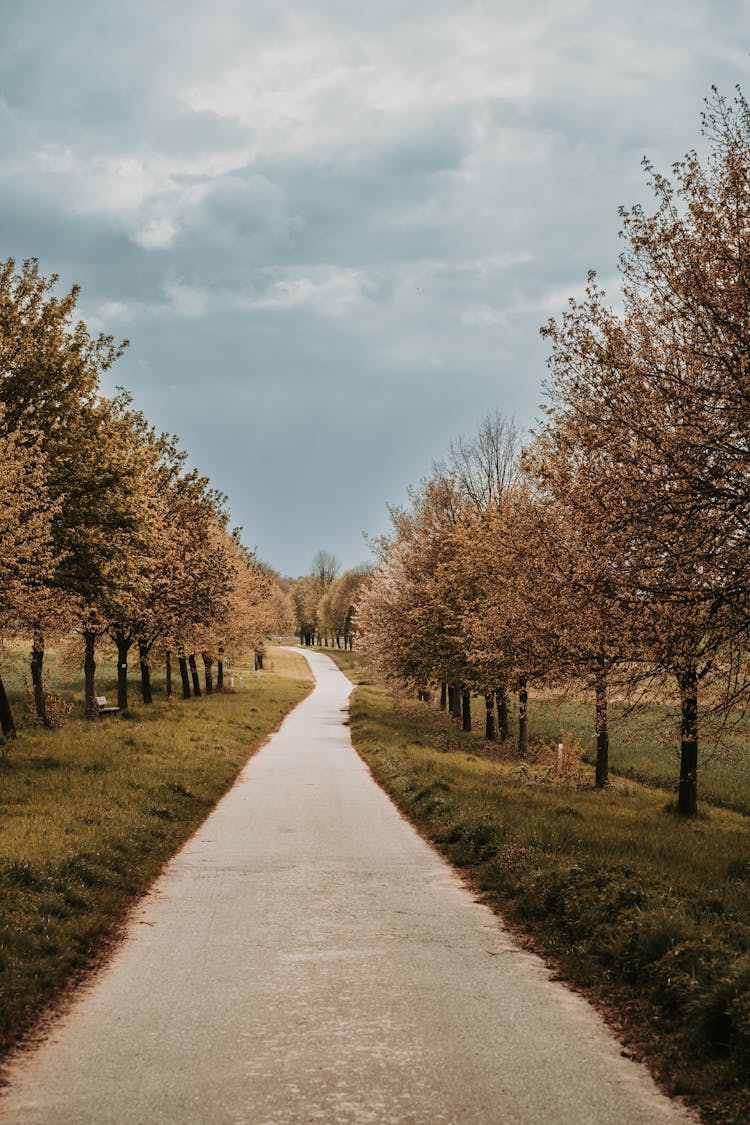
[163,281,211,317]
[134,217,180,250]
[179,10,539,161]
[98,299,137,323]
[460,305,507,328]
[253,268,375,316]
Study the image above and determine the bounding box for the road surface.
[0,650,693,1123]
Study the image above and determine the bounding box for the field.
[0,644,312,1056]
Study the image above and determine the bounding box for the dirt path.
[0,650,693,1124]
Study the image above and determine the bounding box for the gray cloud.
[2,0,749,574]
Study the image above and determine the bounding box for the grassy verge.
[311,649,750,815]
[524,694,750,817]
[0,647,312,1057]
[317,648,750,1124]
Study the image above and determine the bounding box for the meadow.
[490,691,750,816]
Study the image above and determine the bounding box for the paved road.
[1,650,693,1124]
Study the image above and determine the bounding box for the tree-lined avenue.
[0,651,692,1123]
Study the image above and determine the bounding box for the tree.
[169,501,234,699]
[329,567,370,649]
[443,410,522,740]
[292,575,322,646]
[0,419,56,736]
[214,540,289,681]
[311,550,340,591]
[63,395,161,718]
[611,87,750,625]
[537,85,750,816]
[358,473,482,725]
[0,257,126,721]
[359,415,525,736]
[291,551,342,645]
[445,409,520,512]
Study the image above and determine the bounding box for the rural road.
[0,650,693,1124]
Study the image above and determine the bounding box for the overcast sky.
[2,2,748,576]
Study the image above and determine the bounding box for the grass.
[526,693,750,816]
[362,672,750,816]
[0,646,312,1057]
[312,648,750,1124]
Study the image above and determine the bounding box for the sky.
[1,2,749,577]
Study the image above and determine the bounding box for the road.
[0,650,693,1124]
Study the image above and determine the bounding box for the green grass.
[324,668,749,816]
[0,639,275,724]
[344,678,750,1125]
[0,646,312,1056]
[524,693,750,816]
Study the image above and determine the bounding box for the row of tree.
[356,87,750,817]
[290,550,369,649]
[0,258,290,735]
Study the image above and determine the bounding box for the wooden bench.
[95,695,120,717]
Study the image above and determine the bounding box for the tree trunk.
[188,654,202,696]
[451,684,462,720]
[255,651,264,671]
[462,689,472,732]
[84,631,97,720]
[217,648,224,691]
[484,693,495,740]
[677,661,699,817]
[115,632,130,711]
[518,675,528,757]
[178,653,191,699]
[594,668,609,789]
[447,685,455,714]
[165,649,172,697]
[139,642,153,705]
[202,653,213,695]
[497,686,510,741]
[440,682,447,711]
[0,672,17,739]
[30,630,48,725]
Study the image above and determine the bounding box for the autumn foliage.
[291,550,369,651]
[0,258,289,732]
[357,89,750,817]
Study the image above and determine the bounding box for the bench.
[95,695,120,717]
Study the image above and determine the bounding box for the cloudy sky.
[2,2,748,576]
